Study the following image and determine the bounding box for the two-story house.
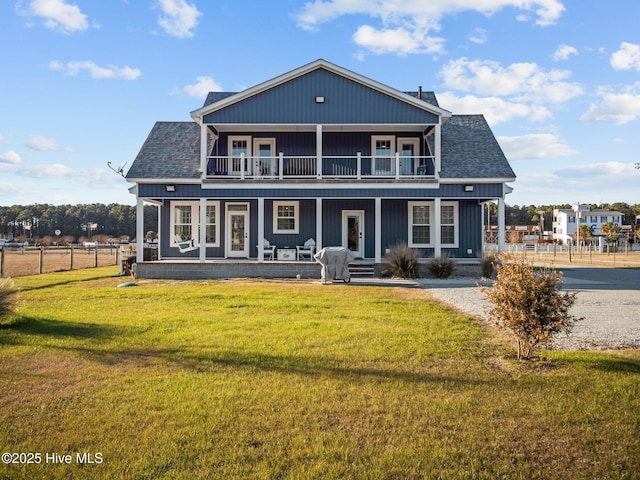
[125,59,515,279]
[553,204,624,245]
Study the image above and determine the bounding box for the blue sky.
[1,0,639,207]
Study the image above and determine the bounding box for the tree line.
[0,203,158,245]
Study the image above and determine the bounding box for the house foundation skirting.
[135,260,322,280]
[133,258,481,280]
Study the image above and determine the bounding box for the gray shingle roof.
[203,92,236,108]
[440,115,515,179]
[126,122,201,180]
[404,91,439,107]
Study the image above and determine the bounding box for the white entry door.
[226,203,250,258]
[342,210,365,258]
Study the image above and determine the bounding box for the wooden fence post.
[94,246,98,268]
[70,246,74,271]
[39,246,44,274]
[0,248,4,278]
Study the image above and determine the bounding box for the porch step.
[349,262,376,277]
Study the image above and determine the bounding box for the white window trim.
[170,200,220,247]
[408,201,433,248]
[408,201,459,248]
[440,201,459,248]
[273,200,299,234]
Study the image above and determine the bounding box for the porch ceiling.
[209,123,434,133]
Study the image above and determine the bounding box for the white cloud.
[181,76,222,98]
[23,0,89,34]
[437,92,552,125]
[294,0,565,55]
[553,44,577,61]
[580,91,640,125]
[49,60,141,80]
[497,134,578,160]
[0,150,23,165]
[610,42,640,71]
[157,0,202,38]
[26,135,73,152]
[554,162,635,180]
[468,28,487,45]
[352,25,444,55]
[440,57,583,104]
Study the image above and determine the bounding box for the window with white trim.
[408,201,459,248]
[170,201,220,247]
[440,202,459,247]
[273,201,299,234]
[408,202,431,247]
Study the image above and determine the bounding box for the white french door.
[398,138,420,175]
[342,210,365,258]
[226,203,250,258]
[253,138,276,177]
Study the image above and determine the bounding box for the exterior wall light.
[166,185,176,192]
[315,96,325,103]
[464,185,474,192]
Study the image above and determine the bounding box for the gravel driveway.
[415,266,640,351]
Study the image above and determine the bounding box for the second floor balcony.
[205,153,436,181]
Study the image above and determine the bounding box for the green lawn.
[1,267,638,479]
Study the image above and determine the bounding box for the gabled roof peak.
[191,59,451,122]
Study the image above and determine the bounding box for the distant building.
[552,204,624,244]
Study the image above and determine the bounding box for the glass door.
[342,210,365,258]
[253,138,276,177]
[229,137,251,176]
[226,204,249,257]
[371,135,395,176]
[398,138,419,176]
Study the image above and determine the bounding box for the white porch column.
[375,198,382,263]
[434,122,441,176]
[434,197,442,258]
[200,124,208,175]
[497,197,506,253]
[136,197,144,263]
[257,198,265,262]
[316,124,323,178]
[199,198,206,263]
[481,201,486,256]
[316,198,323,251]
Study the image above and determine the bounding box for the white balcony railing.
[205,153,436,180]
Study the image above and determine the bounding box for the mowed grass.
[1,268,639,479]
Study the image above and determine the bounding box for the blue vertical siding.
[381,199,408,254]
[322,199,375,257]
[204,68,439,125]
[264,199,316,250]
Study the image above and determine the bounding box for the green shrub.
[427,254,457,279]
[382,243,421,278]
[480,253,581,360]
[480,254,498,279]
[0,278,18,324]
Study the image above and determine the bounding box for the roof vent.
[418,86,422,99]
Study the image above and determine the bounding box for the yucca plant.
[480,254,498,279]
[382,243,421,278]
[427,254,457,279]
